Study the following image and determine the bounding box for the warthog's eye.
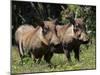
[74,28,79,33]
[42,27,49,35]
[78,33,81,38]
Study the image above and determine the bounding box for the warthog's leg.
[44,44,52,64]
[28,50,36,63]
[44,49,53,66]
[29,48,43,64]
[17,42,24,65]
[44,52,53,64]
[73,47,80,61]
[37,57,42,64]
[63,44,72,62]
[63,49,71,62]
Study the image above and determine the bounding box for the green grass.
[11,44,96,74]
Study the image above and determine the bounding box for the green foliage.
[12,1,96,30]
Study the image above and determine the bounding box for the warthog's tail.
[18,39,24,58]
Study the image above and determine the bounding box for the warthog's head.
[73,18,89,44]
[39,19,60,45]
[40,19,57,34]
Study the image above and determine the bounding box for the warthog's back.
[56,24,74,43]
[15,25,48,50]
[15,25,35,43]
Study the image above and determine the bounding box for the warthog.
[15,25,49,63]
[30,20,60,63]
[15,20,59,64]
[43,18,89,65]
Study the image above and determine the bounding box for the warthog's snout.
[79,32,90,44]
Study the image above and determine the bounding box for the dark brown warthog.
[15,25,49,63]
[44,18,89,64]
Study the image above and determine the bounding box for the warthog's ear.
[51,19,58,25]
[74,17,84,25]
[39,21,45,28]
[52,19,57,23]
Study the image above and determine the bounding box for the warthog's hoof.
[48,63,57,68]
